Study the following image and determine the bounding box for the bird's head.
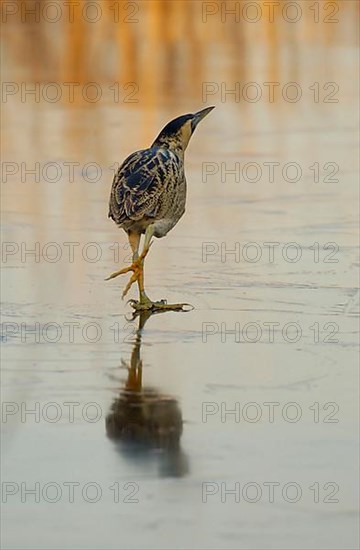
[152,106,215,153]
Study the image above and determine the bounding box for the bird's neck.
[152,137,185,158]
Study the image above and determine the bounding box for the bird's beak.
[192,106,215,129]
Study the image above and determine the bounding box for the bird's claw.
[105,242,151,284]
[105,258,143,299]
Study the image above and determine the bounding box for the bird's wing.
[109,147,180,223]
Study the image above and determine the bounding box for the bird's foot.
[105,260,142,298]
[128,298,194,313]
[105,245,152,297]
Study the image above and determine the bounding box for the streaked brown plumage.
[107,106,215,311]
[109,146,185,239]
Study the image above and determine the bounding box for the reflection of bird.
[106,107,215,311]
[106,310,189,478]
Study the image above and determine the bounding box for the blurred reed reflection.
[2,0,358,108]
[2,0,358,167]
[106,310,189,478]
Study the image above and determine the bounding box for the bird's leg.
[106,227,193,311]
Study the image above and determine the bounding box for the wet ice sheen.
[1,5,359,550]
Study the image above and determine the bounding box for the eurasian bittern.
[107,106,215,311]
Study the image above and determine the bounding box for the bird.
[106,106,215,311]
